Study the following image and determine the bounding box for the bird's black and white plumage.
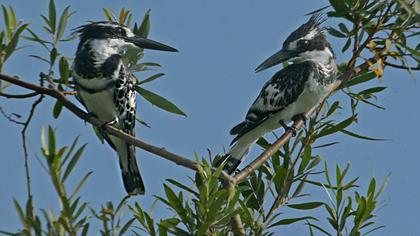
[72,22,177,195]
[215,14,339,174]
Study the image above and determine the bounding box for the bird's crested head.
[256,13,334,72]
[74,21,177,53]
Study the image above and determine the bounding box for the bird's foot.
[292,113,307,127]
[99,117,118,133]
[292,113,307,123]
[279,120,297,137]
[83,112,97,125]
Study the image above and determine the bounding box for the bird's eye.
[116,27,126,35]
[300,40,309,47]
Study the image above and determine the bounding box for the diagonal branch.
[0,73,198,172]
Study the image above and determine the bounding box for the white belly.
[79,89,117,122]
[236,78,333,148]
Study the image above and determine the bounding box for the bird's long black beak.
[255,49,295,73]
[125,36,178,52]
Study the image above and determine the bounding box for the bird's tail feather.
[117,141,145,195]
[214,142,251,174]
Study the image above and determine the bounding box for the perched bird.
[215,14,339,174]
[72,22,177,195]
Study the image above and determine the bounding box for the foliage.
[0,0,418,235]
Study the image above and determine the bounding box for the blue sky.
[0,0,419,235]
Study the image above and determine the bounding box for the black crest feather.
[283,13,327,47]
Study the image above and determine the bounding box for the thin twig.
[21,94,44,199]
[0,91,39,98]
[383,61,420,71]
[0,106,25,125]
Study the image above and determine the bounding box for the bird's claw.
[83,112,97,125]
[279,120,298,137]
[99,117,118,132]
[292,113,307,123]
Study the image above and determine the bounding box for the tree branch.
[383,61,420,71]
[0,91,39,99]
[0,73,198,172]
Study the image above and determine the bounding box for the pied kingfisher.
[215,14,339,174]
[73,22,177,195]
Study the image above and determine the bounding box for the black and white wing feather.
[230,62,314,144]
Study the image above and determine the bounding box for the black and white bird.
[215,14,339,174]
[72,22,177,195]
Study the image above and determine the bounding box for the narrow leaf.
[52,100,63,119]
[138,73,165,85]
[62,143,87,182]
[287,202,324,210]
[269,216,317,228]
[136,86,186,117]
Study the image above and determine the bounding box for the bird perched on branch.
[73,21,177,195]
[215,14,339,174]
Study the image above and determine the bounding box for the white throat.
[293,47,334,65]
[88,38,130,67]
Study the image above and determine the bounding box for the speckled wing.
[113,64,137,135]
[230,62,313,144]
[108,61,144,195]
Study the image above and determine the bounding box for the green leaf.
[8,6,16,29]
[48,126,56,157]
[338,23,349,33]
[375,174,390,200]
[269,216,317,228]
[55,6,74,44]
[119,218,135,236]
[287,202,324,210]
[102,8,115,22]
[317,116,356,138]
[49,0,56,32]
[327,27,346,38]
[136,9,151,38]
[59,57,70,84]
[358,86,386,95]
[4,23,28,61]
[81,223,90,236]
[52,100,63,118]
[368,178,376,196]
[144,213,156,235]
[298,146,311,174]
[50,47,58,65]
[62,143,87,182]
[326,101,341,117]
[2,6,10,38]
[166,179,199,197]
[136,86,186,117]
[138,73,165,85]
[163,184,185,217]
[342,38,351,52]
[306,223,333,236]
[340,129,386,141]
[13,199,25,224]
[329,0,346,13]
[70,171,93,200]
[344,71,376,87]
[0,230,15,236]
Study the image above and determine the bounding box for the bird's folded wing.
[230,63,312,143]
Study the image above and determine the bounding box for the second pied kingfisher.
[215,14,339,174]
[73,22,177,195]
